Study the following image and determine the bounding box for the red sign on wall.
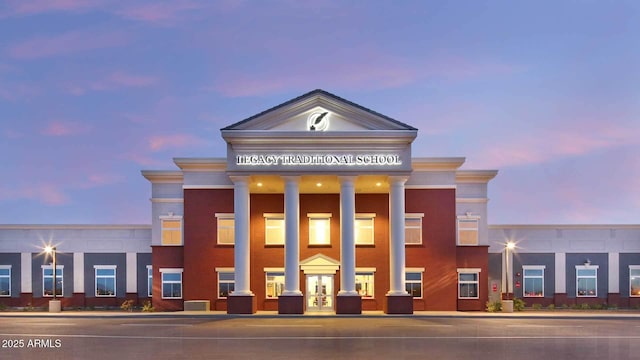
[492,282,498,292]
[515,281,521,289]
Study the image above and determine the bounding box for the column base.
[501,300,514,313]
[227,295,257,314]
[384,294,413,314]
[49,300,61,313]
[336,294,362,314]
[278,295,304,314]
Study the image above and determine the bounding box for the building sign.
[236,154,403,166]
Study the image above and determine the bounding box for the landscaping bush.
[513,298,526,311]
[486,300,502,312]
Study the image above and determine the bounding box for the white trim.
[555,253,566,294]
[42,264,65,269]
[146,265,153,298]
[264,214,285,245]
[126,253,137,293]
[0,266,11,297]
[575,265,599,270]
[215,267,235,272]
[265,270,285,299]
[356,267,377,273]
[457,268,482,273]
[405,185,457,190]
[456,198,489,203]
[159,214,183,220]
[264,267,285,272]
[94,265,117,270]
[160,216,183,246]
[522,266,545,298]
[307,213,333,218]
[406,267,425,272]
[215,213,234,218]
[94,265,117,297]
[356,213,377,218]
[217,268,235,299]
[405,213,424,246]
[405,268,424,299]
[73,252,84,293]
[457,269,480,299]
[575,265,598,297]
[183,185,234,190]
[160,269,183,299]
[150,198,184,203]
[215,213,235,245]
[629,265,640,297]
[0,265,11,269]
[159,268,184,273]
[522,265,546,270]
[263,213,284,218]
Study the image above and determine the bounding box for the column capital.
[282,176,301,184]
[388,176,409,185]
[229,175,250,184]
[338,176,358,184]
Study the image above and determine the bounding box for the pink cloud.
[1,0,103,16]
[9,29,129,59]
[121,151,164,167]
[0,183,69,206]
[41,120,90,136]
[116,0,211,25]
[148,134,204,152]
[80,174,124,189]
[65,71,158,95]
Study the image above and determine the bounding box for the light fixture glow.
[316,183,322,187]
[375,182,382,187]
[506,241,515,250]
[257,182,263,187]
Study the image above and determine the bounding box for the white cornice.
[456,170,498,183]
[141,170,184,183]
[221,130,417,145]
[411,157,466,171]
[150,198,184,203]
[457,198,489,203]
[174,158,227,171]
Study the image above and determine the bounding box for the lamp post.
[502,241,515,312]
[44,246,61,312]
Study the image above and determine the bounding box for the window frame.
[217,268,235,299]
[215,213,235,245]
[576,265,598,298]
[0,266,11,297]
[160,268,183,299]
[404,213,424,245]
[147,265,153,298]
[265,269,285,299]
[264,213,285,245]
[42,265,64,297]
[522,265,545,298]
[457,268,481,299]
[355,214,376,246]
[630,265,640,297]
[308,213,332,246]
[160,214,183,246]
[94,265,117,297]
[457,215,480,246]
[355,268,376,299]
[405,268,424,299]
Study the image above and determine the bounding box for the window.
[147,265,153,297]
[405,213,424,245]
[355,270,375,298]
[95,266,116,297]
[523,266,545,297]
[265,271,284,298]
[308,213,331,245]
[160,269,183,299]
[458,269,480,299]
[264,214,285,245]
[215,213,235,245]
[405,269,423,298]
[457,216,479,245]
[43,266,63,297]
[355,214,375,245]
[630,266,640,297]
[576,265,598,297]
[160,216,182,245]
[218,270,235,298]
[0,266,10,296]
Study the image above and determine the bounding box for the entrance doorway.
[306,275,334,312]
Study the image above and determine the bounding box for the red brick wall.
[151,245,184,311]
[456,245,489,311]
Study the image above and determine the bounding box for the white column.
[126,253,137,294]
[338,176,358,295]
[21,253,32,294]
[387,176,408,295]
[555,252,566,294]
[282,176,302,296]
[231,176,252,296]
[609,252,619,294]
[73,253,84,293]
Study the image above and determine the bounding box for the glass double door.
[306,275,334,312]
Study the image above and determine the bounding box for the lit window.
[355,271,375,298]
[161,217,182,246]
[576,266,598,297]
[457,216,479,245]
[0,266,10,297]
[355,214,375,245]
[405,213,424,245]
[405,270,423,298]
[215,213,235,245]
[161,269,183,299]
[264,214,285,245]
[630,266,640,297]
[265,271,285,298]
[523,266,545,297]
[42,266,63,297]
[95,266,116,297]
[218,270,235,298]
[308,213,331,245]
[147,265,153,297]
[458,269,480,299]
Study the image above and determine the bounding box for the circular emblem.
[307,111,330,131]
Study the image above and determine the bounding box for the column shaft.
[388,176,408,295]
[283,176,302,295]
[232,176,252,296]
[339,176,358,295]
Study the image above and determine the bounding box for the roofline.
[0,224,151,230]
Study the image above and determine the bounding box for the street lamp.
[44,246,57,299]
[505,241,515,300]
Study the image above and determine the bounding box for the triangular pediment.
[300,253,340,267]
[221,89,416,132]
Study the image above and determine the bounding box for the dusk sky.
[1,0,638,225]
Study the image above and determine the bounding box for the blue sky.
[0,0,638,225]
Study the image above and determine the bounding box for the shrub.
[532,303,542,310]
[486,300,502,312]
[142,300,154,312]
[120,299,135,312]
[607,304,618,310]
[513,298,526,311]
[579,303,590,310]
[547,304,555,310]
[591,303,603,310]
[561,304,569,310]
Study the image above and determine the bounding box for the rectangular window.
[355,214,375,245]
[265,272,285,298]
[355,271,375,298]
[458,270,480,299]
[43,266,63,297]
[630,266,640,297]
[147,266,153,297]
[576,266,598,297]
[161,218,182,245]
[215,213,235,245]
[161,269,183,299]
[405,213,424,245]
[523,266,545,297]
[308,214,331,245]
[457,217,479,245]
[264,214,285,245]
[405,270,423,298]
[95,266,116,297]
[0,266,10,297]
[218,271,235,298]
